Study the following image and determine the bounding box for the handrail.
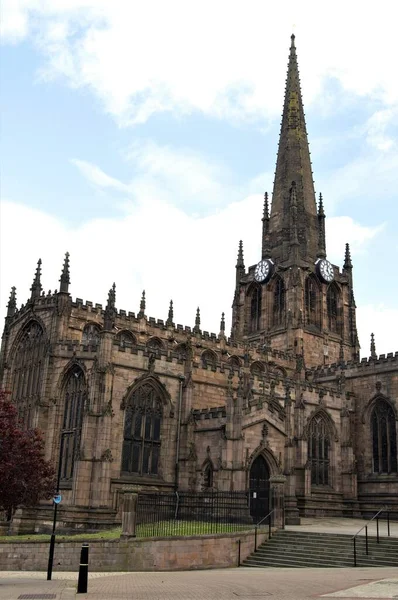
[352,506,391,567]
[254,509,276,552]
[257,509,275,527]
[352,505,387,541]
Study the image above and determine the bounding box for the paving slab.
[285,518,398,538]
[1,568,398,600]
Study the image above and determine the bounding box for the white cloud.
[2,0,398,126]
[0,144,385,349]
[357,305,398,357]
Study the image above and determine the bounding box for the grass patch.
[0,521,256,543]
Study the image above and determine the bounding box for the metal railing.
[254,509,276,552]
[352,506,391,567]
[135,491,254,538]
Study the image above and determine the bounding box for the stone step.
[254,548,397,564]
[242,529,398,569]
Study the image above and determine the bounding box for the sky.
[1,0,397,357]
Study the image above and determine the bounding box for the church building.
[1,35,397,530]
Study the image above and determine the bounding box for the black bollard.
[77,543,89,594]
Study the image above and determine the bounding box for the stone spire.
[138,290,146,319]
[59,252,70,294]
[317,193,326,258]
[261,192,271,259]
[166,299,174,327]
[30,259,42,300]
[370,332,377,359]
[343,243,353,270]
[236,240,245,284]
[193,307,201,333]
[104,283,116,330]
[7,287,17,318]
[289,181,300,247]
[269,34,318,262]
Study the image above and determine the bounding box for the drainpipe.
[175,375,185,490]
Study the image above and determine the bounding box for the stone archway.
[249,455,270,521]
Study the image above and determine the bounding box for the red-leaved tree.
[0,390,55,523]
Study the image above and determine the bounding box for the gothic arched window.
[60,367,86,482]
[371,400,398,474]
[273,277,285,327]
[250,361,265,375]
[82,323,100,345]
[250,286,262,333]
[116,331,136,350]
[327,284,339,333]
[202,350,217,368]
[11,320,46,428]
[203,462,214,489]
[121,383,163,476]
[305,276,319,328]
[228,356,241,369]
[308,414,330,486]
[147,337,163,353]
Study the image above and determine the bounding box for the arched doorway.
[249,455,270,521]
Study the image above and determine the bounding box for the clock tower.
[231,35,360,367]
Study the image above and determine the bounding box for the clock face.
[318,259,334,283]
[254,259,272,283]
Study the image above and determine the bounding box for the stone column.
[121,486,141,538]
[269,475,287,529]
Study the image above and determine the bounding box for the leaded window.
[11,320,45,428]
[117,331,136,349]
[202,350,216,368]
[308,415,330,486]
[203,462,213,488]
[305,277,319,327]
[60,367,86,482]
[250,287,262,333]
[327,285,339,333]
[82,324,100,344]
[121,384,162,476]
[273,277,285,326]
[371,400,398,474]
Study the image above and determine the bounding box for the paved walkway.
[286,517,398,537]
[1,569,398,600]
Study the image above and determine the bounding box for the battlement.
[309,350,398,380]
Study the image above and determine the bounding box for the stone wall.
[0,529,269,572]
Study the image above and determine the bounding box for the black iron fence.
[135,491,260,538]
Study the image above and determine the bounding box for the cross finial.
[220,312,225,333]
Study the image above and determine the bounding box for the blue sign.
[53,494,62,504]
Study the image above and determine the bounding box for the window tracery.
[121,383,163,476]
[82,323,100,345]
[371,400,398,474]
[203,462,214,489]
[305,276,319,328]
[117,331,136,349]
[273,277,285,327]
[60,367,86,482]
[327,284,339,333]
[11,320,45,428]
[250,286,262,333]
[147,338,163,352]
[308,414,330,486]
[201,350,217,368]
